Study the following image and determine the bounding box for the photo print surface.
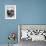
[18,25,46,41]
[5,5,16,19]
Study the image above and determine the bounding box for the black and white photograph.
[5,5,16,19]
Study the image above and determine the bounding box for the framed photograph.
[18,24,46,41]
[5,5,16,19]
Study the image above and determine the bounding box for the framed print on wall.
[5,5,16,19]
[18,24,46,42]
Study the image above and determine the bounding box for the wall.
[0,0,46,44]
